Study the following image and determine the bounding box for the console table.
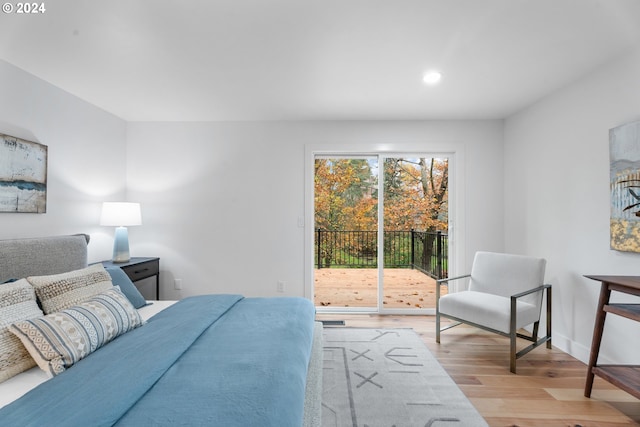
[584,275,640,398]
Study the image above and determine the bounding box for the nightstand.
[100,257,160,300]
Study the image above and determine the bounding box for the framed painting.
[0,133,47,213]
[610,121,640,252]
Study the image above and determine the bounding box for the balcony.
[314,230,448,309]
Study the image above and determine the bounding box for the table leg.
[584,282,610,397]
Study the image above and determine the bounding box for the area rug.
[322,327,488,427]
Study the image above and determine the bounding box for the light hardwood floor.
[315,313,640,427]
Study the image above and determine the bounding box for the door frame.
[304,142,466,315]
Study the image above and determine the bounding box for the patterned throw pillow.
[0,279,44,382]
[10,287,145,376]
[27,264,113,314]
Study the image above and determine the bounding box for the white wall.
[0,60,128,261]
[0,59,505,310]
[504,47,640,364]
[126,120,504,300]
[4,38,640,365]
[2,39,639,366]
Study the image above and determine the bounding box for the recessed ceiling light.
[423,71,442,85]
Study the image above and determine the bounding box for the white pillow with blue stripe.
[10,287,145,377]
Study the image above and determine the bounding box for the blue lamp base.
[112,226,131,263]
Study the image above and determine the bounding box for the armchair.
[436,251,552,373]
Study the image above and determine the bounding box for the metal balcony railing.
[315,229,448,279]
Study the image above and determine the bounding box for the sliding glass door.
[312,152,450,314]
[381,157,449,312]
[314,156,378,310]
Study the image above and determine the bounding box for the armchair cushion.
[438,290,540,334]
[468,252,546,309]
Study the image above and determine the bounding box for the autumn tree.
[315,159,377,266]
[383,158,448,232]
[315,157,448,269]
[382,158,448,271]
[315,159,376,230]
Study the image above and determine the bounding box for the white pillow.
[11,287,145,376]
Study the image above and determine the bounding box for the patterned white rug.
[322,327,488,427]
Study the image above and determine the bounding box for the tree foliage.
[315,159,377,231]
[315,157,448,233]
[383,158,448,233]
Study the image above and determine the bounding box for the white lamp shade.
[100,202,142,227]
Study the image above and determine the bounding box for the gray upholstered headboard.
[0,234,89,282]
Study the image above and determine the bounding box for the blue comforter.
[0,295,316,427]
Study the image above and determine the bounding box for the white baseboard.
[551,332,616,365]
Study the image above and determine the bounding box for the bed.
[0,234,322,427]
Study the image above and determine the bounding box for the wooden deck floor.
[314,268,442,308]
[315,313,640,426]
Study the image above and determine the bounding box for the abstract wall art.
[610,120,640,252]
[0,133,47,213]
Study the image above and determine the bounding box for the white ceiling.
[1,0,639,122]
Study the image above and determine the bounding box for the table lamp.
[100,202,142,262]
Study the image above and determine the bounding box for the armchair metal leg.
[510,296,517,374]
[510,332,517,374]
[546,285,552,349]
[531,321,539,342]
[436,311,441,343]
[510,285,553,374]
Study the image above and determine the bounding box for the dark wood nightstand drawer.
[120,258,159,282]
